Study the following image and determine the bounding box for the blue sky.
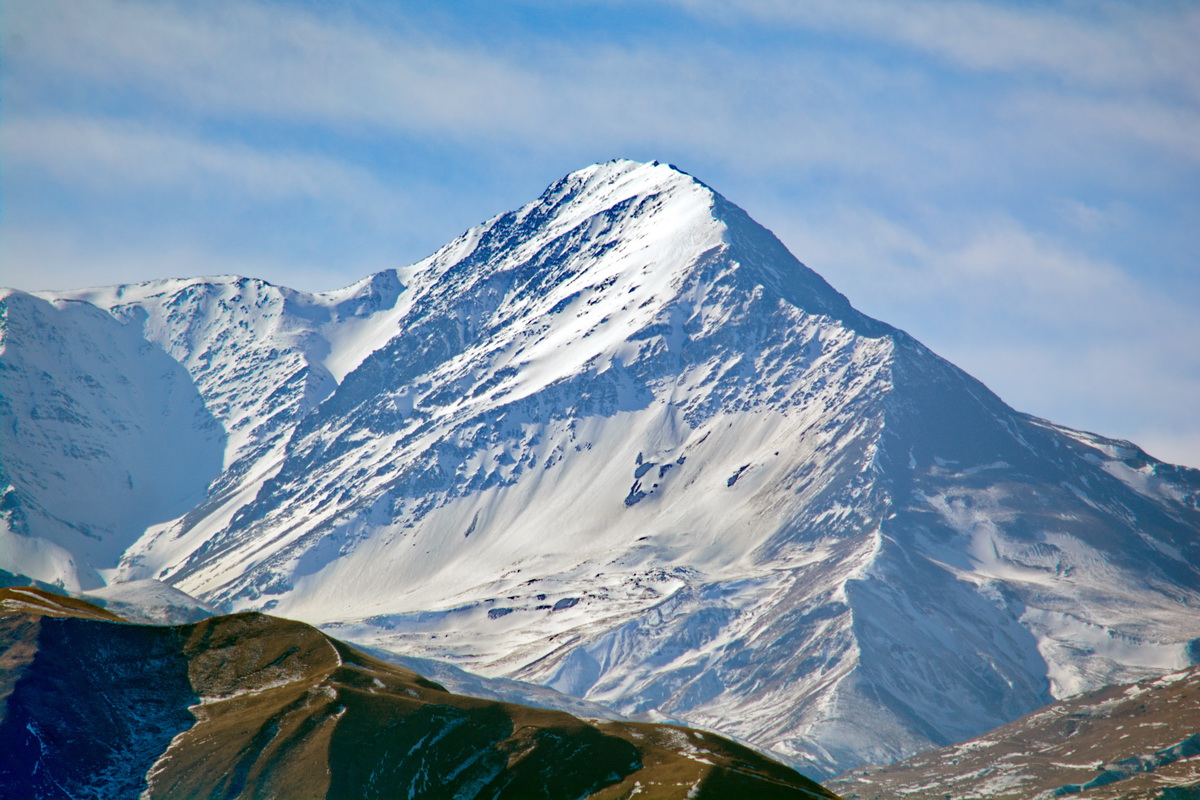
[2,0,1198,468]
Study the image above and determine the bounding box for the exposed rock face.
[3,159,1199,776]
[0,587,838,800]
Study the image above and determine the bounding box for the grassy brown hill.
[0,587,840,800]
[830,662,1200,800]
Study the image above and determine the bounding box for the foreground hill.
[830,664,1200,800]
[0,587,837,800]
[3,159,1199,775]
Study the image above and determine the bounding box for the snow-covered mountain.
[3,159,1199,777]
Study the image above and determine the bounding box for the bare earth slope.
[0,587,838,800]
[830,664,1200,800]
[3,160,1200,776]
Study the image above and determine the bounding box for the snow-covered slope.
[3,160,1199,777]
[81,578,216,624]
[0,290,225,589]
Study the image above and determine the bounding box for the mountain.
[2,159,1199,777]
[81,578,217,624]
[0,587,837,800]
[829,664,1200,800]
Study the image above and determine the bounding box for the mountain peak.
[556,157,706,195]
[5,159,1199,781]
[511,158,720,251]
[576,156,703,200]
[394,158,862,338]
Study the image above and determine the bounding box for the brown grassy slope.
[0,586,129,726]
[830,665,1200,800]
[0,585,125,622]
[0,589,841,800]
[0,588,197,799]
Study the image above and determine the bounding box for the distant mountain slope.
[830,664,1200,800]
[0,588,837,800]
[0,290,225,588]
[3,159,1199,777]
[81,577,217,624]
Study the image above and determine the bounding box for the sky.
[1,0,1198,468]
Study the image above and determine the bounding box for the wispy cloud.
[8,0,1191,185]
[665,0,1200,96]
[0,112,432,291]
[782,205,1196,344]
[5,0,552,137]
[0,0,956,172]
[2,115,406,211]
[1005,92,1200,166]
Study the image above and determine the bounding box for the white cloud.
[1051,198,1131,235]
[0,114,458,294]
[0,0,944,175]
[2,115,406,212]
[6,0,1190,193]
[780,207,1172,331]
[666,0,1200,97]
[652,0,1200,175]
[1005,92,1200,166]
[4,0,541,134]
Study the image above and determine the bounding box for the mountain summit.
[3,159,1199,776]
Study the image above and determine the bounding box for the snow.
[4,158,1200,778]
[0,290,226,589]
[82,579,215,624]
[1022,607,1189,697]
[85,578,208,608]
